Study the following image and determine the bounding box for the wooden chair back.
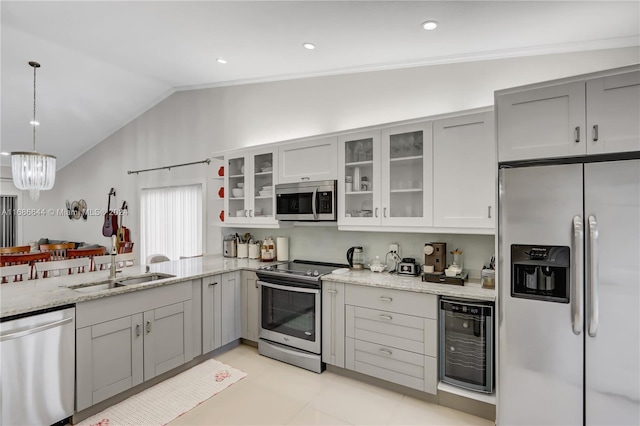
[39,242,75,260]
[0,252,51,279]
[0,245,31,255]
[68,247,107,271]
[34,258,91,279]
[1,264,31,284]
[118,242,134,254]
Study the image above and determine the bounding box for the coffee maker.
[424,242,446,273]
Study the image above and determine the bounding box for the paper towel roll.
[276,237,289,261]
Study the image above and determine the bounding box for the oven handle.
[257,280,320,294]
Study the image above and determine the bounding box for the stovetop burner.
[257,260,348,284]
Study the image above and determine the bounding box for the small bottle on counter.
[268,237,276,260]
[261,240,270,260]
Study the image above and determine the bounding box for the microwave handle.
[312,186,318,220]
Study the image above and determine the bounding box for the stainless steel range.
[257,260,347,373]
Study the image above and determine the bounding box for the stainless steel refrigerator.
[497,157,640,425]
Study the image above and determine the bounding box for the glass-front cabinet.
[224,147,277,225]
[338,122,432,227]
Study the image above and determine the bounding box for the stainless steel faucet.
[109,235,121,279]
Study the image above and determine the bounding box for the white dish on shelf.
[235,209,246,217]
[259,190,273,197]
[261,185,273,190]
[232,188,244,197]
[237,182,244,188]
[261,167,273,173]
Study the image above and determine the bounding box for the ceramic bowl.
[232,188,244,197]
[369,264,386,273]
[235,209,245,217]
[237,182,244,188]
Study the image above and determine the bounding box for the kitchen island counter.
[1,255,279,319]
[323,269,495,301]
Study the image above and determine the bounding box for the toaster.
[398,258,420,276]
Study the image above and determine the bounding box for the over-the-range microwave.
[275,180,337,221]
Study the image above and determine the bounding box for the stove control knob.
[305,270,312,276]
[312,270,319,276]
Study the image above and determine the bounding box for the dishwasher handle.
[0,317,73,342]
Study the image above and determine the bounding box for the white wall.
[11,47,639,260]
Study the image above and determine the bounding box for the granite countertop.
[2,256,495,319]
[323,269,496,301]
[1,255,278,319]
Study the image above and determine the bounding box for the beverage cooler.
[439,298,494,393]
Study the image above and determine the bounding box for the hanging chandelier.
[11,61,56,201]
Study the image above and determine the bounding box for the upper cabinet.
[338,122,432,227]
[433,112,495,229]
[497,69,640,162]
[278,137,338,183]
[224,147,278,225]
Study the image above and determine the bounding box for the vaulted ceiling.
[2,1,638,169]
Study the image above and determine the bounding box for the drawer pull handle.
[379,348,393,356]
[379,314,393,321]
[379,296,393,302]
[327,289,338,294]
[209,281,218,286]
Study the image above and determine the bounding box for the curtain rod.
[128,158,211,175]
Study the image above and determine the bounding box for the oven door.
[258,280,321,354]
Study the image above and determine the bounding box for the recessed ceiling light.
[303,42,316,50]
[422,20,439,30]
[29,120,40,126]
[216,58,227,64]
[0,152,9,156]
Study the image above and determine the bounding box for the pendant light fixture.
[11,61,56,201]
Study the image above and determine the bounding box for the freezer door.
[498,164,584,425]
[584,159,640,425]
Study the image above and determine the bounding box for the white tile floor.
[168,344,493,426]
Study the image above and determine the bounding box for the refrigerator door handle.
[572,215,584,335]
[588,215,599,337]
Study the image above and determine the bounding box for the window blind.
[140,184,202,261]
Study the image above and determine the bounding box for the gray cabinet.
[202,272,241,353]
[241,271,260,342]
[76,281,193,411]
[496,68,640,162]
[343,284,438,394]
[322,281,345,367]
[221,271,241,345]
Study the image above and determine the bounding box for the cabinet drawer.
[346,338,437,394]
[345,285,437,319]
[346,306,426,354]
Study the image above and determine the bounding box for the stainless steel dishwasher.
[1,306,75,426]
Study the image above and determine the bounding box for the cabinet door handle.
[327,289,338,294]
[146,320,152,333]
[379,314,393,321]
[574,126,581,143]
[375,207,379,218]
[379,296,393,302]
[136,324,141,337]
[488,206,492,218]
[209,281,218,286]
[592,125,599,142]
[249,210,253,217]
[244,210,248,217]
[379,348,393,356]
[383,207,387,218]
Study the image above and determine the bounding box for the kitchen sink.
[69,273,175,292]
